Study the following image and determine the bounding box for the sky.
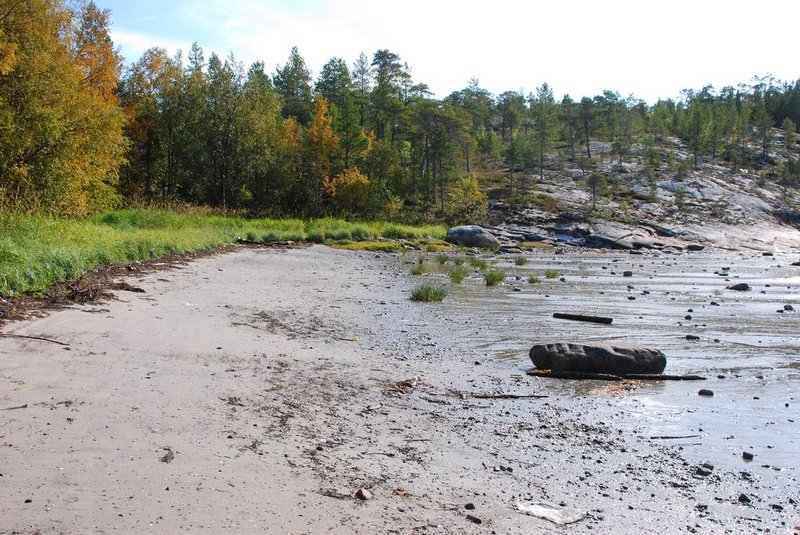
[97,0,799,104]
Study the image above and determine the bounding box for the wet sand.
[1,245,797,534]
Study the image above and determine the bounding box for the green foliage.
[446,175,488,225]
[528,276,542,284]
[410,284,446,302]
[514,257,528,266]
[469,257,489,270]
[0,209,445,296]
[544,269,559,279]
[436,254,449,265]
[411,263,427,275]
[449,266,469,283]
[484,269,506,286]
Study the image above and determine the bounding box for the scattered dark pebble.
[465,503,476,510]
[742,452,754,461]
[686,335,700,341]
[698,389,714,397]
[738,493,751,504]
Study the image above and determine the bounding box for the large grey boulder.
[445,225,500,248]
[529,342,667,375]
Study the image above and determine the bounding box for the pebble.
[742,452,754,461]
[355,488,373,501]
[686,335,700,341]
[738,493,751,504]
[698,389,714,397]
[465,503,476,510]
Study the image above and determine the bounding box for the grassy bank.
[0,209,446,297]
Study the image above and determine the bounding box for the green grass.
[453,256,466,266]
[484,269,507,286]
[449,266,469,283]
[436,253,450,265]
[514,257,529,266]
[528,276,542,284]
[469,257,489,270]
[0,209,447,297]
[411,264,427,275]
[410,284,446,302]
[544,269,560,279]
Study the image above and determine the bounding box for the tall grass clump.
[410,284,446,302]
[515,257,529,266]
[484,269,506,286]
[449,266,469,283]
[528,276,542,284]
[469,257,489,270]
[436,253,449,265]
[545,269,560,279]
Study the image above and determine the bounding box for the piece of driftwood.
[428,391,548,399]
[650,435,702,440]
[552,313,613,325]
[528,369,706,381]
[0,333,70,346]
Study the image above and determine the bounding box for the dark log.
[552,313,613,325]
[527,369,706,381]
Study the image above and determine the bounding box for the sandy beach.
[1,245,797,534]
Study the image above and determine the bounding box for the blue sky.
[97,0,799,104]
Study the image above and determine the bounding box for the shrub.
[528,276,542,284]
[545,269,559,279]
[436,254,449,265]
[411,284,446,302]
[484,269,506,286]
[515,257,528,266]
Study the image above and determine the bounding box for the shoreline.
[0,245,796,533]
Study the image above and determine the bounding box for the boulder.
[445,225,500,248]
[529,342,667,375]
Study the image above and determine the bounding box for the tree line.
[2,0,799,219]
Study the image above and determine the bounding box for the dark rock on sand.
[726,283,751,291]
[445,225,500,249]
[529,342,667,375]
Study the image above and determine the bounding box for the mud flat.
[1,245,797,534]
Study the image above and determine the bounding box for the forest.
[2,0,799,222]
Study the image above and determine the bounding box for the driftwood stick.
[0,334,70,346]
[623,373,706,381]
[427,391,548,399]
[527,370,706,381]
[552,313,613,325]
[470,393,549,399]
[650,435,702,440]
[3,403,28,411]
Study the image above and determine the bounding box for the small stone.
[784,304,794,311]
[742,451,754,461]
[695,466,712,477]
[355,488,373,501]
[726,283,751,291]
[698,389,714,397]
[685,315,693,320]
[623,271,633,277]
[686,335,700,341]
[465,503,476,510]
[738,493,751,504]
